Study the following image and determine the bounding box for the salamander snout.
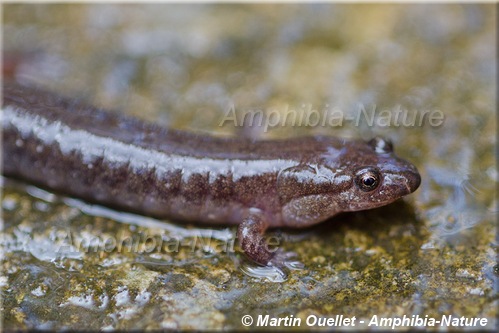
[404,169,421,194]
[379,159,421,199]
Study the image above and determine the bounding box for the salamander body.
[2,82,421,265]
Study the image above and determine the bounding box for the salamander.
[1,82,421,266]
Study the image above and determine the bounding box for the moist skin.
[2,82,421,266]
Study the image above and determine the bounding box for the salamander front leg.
[238,210,294,266]
[238,212,274,265]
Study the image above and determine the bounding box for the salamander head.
[337,137,421,211]
[277,137,421,227]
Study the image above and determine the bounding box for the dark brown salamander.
[2,82,421,266]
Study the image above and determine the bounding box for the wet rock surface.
[2,4,497,330]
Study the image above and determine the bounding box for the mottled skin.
[2,82,421,266]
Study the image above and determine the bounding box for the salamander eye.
[368,137,393,154]
[355,167,381,192]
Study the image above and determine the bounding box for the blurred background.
[2,4,496,330]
